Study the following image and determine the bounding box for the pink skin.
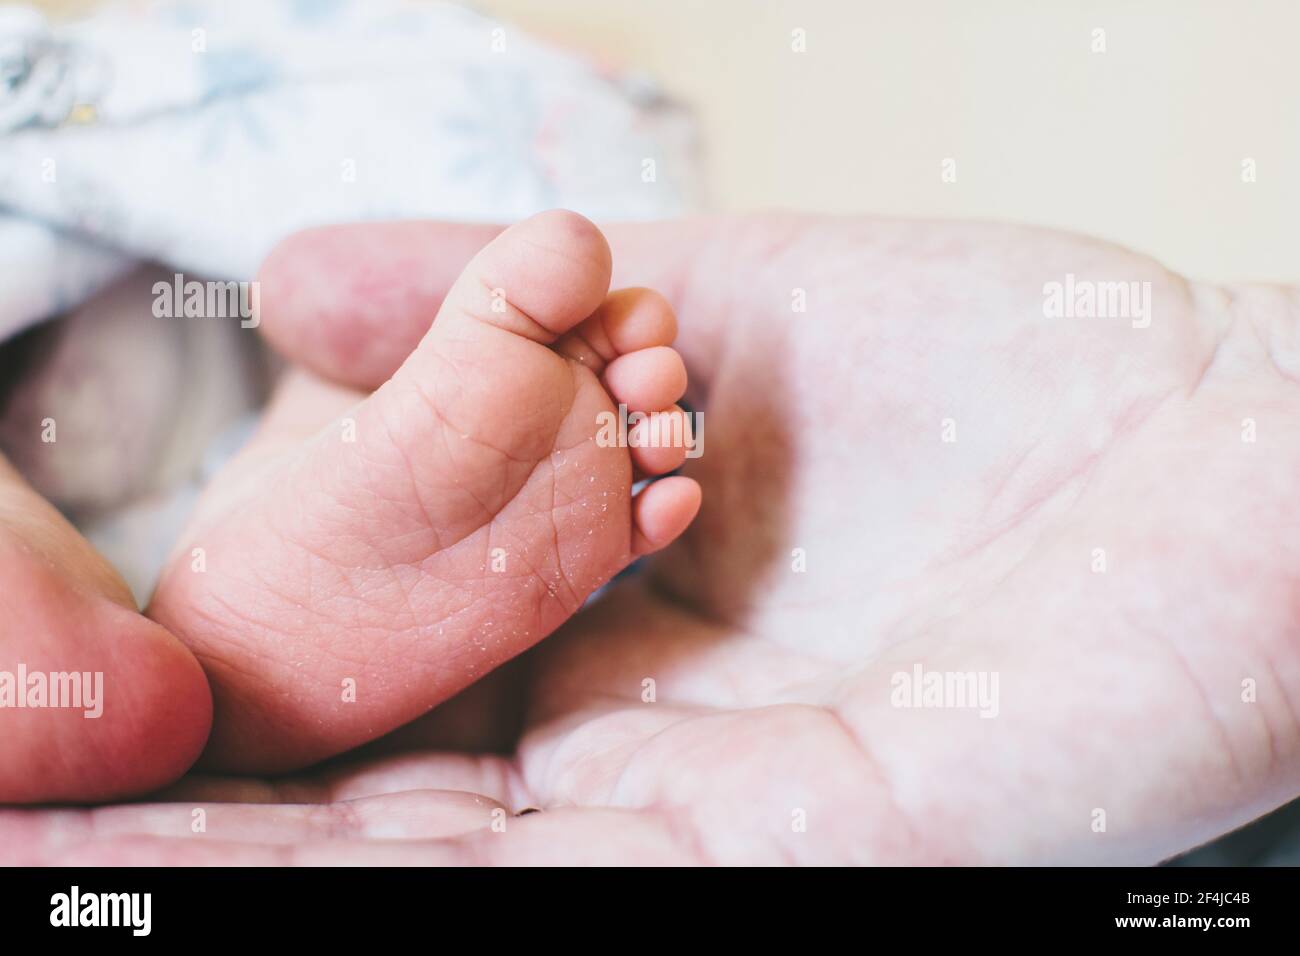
[4,214,1300,864]
[0,458,211,804]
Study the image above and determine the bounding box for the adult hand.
[8,215,1299,864]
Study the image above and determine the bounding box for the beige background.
[471,0,1298,284]
[26,0,1300,283]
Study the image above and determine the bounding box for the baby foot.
[0,456,210,802]
[148,211,701,772]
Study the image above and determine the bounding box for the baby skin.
[146,211,702,771]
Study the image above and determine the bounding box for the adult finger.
[14,804,702,865]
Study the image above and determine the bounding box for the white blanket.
[0,0,697,340]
